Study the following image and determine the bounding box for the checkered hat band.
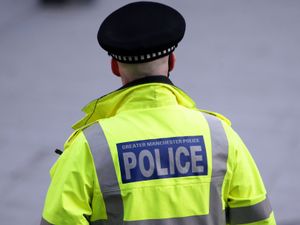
[109,45,176,63]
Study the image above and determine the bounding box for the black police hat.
[97,1,186,63]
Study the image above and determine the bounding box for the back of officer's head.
[118,56,169,84]
[97,1,186,82]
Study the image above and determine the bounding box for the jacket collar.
[72,76,197,130]
[119,75,174,90]
[98,75,174,100]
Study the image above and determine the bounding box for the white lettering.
[168,147,175,175]
[139,150,155,177]
[155,148,168,176]
[122,141,206,181]
[175,146,190,174]
[190,145,204,173]
[123,152,137,180]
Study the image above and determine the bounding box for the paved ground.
[0,0,299,224]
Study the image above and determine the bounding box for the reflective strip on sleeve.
[227,197,272,225]
[83,123,124,225]
[86,113,229,225]
[40,218,53,225]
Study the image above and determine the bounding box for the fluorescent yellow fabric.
[71,83,230,130]
[100,102,212,220]
[42,82,275,224]
[42,131,106,225]
[222,124,276,224]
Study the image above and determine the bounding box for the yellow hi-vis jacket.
[41,76,276,225]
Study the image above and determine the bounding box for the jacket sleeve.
[41,131,97,225]
[225,126,276,225]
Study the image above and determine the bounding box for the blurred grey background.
[0,0,299,224]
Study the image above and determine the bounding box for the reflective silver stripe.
[203,113,228,224]
[227,197,272,224]
[87,114,228,225]
[40,218,53,225]
[203,113,228,178]
[83,123,124,225]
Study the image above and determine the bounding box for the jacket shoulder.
[199,109,231,126]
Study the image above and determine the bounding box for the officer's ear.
[168,52,176,72]
[111,58,121,77]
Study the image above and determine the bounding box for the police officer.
[41,2,276,225]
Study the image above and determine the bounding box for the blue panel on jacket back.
[117,136,208,183]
